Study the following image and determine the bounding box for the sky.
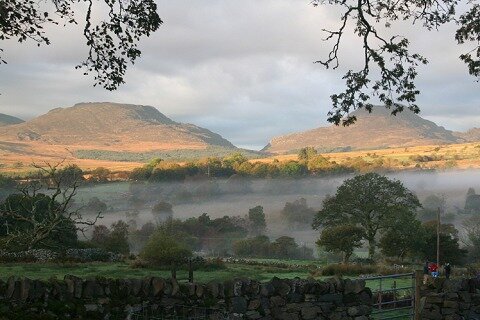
[0,0,478,150]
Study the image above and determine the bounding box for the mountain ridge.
[0,113,24,126]
[0,102,235,150]
[264,107,473,154]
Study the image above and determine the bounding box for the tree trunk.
[368,239,376,259]
[188,258,193,283]
[343,252,350,264]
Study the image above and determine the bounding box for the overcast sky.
[0,0,478,150]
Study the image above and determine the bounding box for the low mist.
[75,169,480,253]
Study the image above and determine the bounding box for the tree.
[271,236,299,259]
[313,173,421,258]
[298,147,318,161]
[1,0,162,90]
[465,188,480,213]
[233,235,271,258]
[0,175,16,202]
[278,161,307,177]
[0,163,100,251]
[91,221,130,254]
[104,220,130,254]
[89,167,111,183]
[317,225,364,263]
[379,216,424,260]
[463,215,480,262]
[223,153,248,169]
[420,221,467,264]
[140,230,192,270]
[152,201,173,224]
[55,164,84,186]
[91,225,110,244]
[312,0,479,125]
[418,194,446,221]
[281,198,316,226]
[248,205,266,236]
[307,155,333,174]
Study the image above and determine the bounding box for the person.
[429,262,439,278]
[423,261,429,284]
[444,263,451,279]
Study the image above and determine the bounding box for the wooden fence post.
[415,270,423,320]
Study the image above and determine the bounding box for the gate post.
[414,270,423,320]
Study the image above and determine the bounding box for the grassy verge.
[0,261,315,282]
[0,260,418,288]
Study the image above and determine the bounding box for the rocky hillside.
[0,113,24,126]
[455,128,480,142]
[0,102,234,150]
[264,107,465,154]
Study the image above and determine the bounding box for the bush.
[195,257,226,271]
[320,263,410,276]
[139,230,192,267]
[321,263,377,276]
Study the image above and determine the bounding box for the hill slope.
[0,102,234,150]
[0,113,24,126]
[264,107,465,154]
[454,128,480,142]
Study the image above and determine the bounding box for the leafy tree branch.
[313,0,478,125]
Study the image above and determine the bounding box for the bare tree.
[0,162,101,250]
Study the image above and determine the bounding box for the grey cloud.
[0,0,478,149]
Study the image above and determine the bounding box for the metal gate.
[363,272,416,320]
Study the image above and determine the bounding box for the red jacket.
[428,263,438,272]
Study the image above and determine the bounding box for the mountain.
[454,128,480,142]
[0,102,235,150]
[0,113,24,126]
[264,107,466,154]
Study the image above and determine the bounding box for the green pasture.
[0,261,315,283]
[0,259,417,290]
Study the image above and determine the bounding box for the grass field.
[0,260,418,288]
[0,261,316,282]
[1,140,480,175]
[257,142,480,170]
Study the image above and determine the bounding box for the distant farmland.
[1,141,479,175]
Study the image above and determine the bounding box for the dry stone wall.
[0,276,373,319]
[419,277,480,320]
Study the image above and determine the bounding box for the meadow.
[2,141,480,175]
[0,259,415,290]
[257,142,480,171]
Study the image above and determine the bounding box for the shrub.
[196,257,226,271]
[320,263,377,276]
[320,263,411,277]
[139,230,192,267]
[91,221,130,255]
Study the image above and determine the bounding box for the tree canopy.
[313,0,479,125]
[316,224,364,263]
[313,172,421,258]
[1,0,162,90]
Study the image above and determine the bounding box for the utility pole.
[437,207,441,267]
